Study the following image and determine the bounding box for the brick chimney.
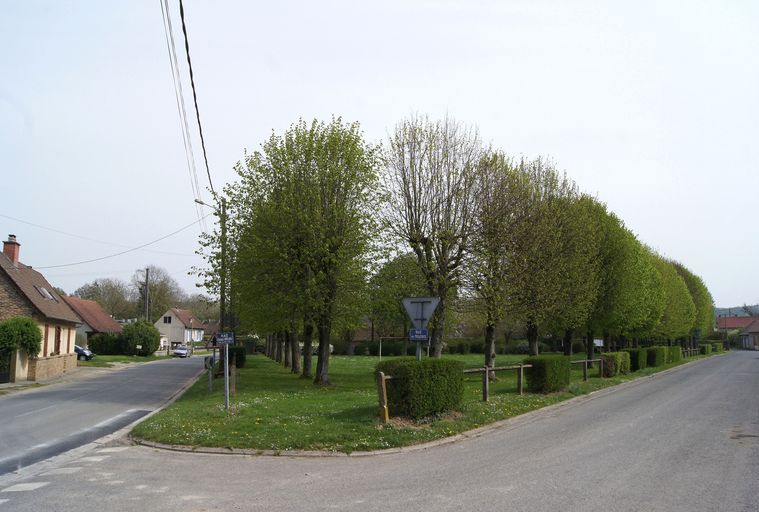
[3,234,20,266]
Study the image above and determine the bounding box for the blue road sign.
[408,328,429,342]
[216,332,235,345]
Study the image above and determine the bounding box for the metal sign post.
[402,298,440,361]
[216,332,235,412]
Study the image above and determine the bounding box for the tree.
[0,317,42,358]
[652,256,696,342]
[227,118,381,384]
[74,278,135,319]
[131,266,186,323]
[384,114,482,357]
[370,253,428,339]
[120,321,161,356]
[672,262,715,340]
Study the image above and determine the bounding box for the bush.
[601,352,630,377]
[376,358,464,419]
[88,332,122,355]
[353,343,367,356]
[711,342,724,353]
[227,346,246,368]
[699,343,713,355]
[0,316,42,358]
[470,341,484,354]
[120,321,160,356]
[647,346,668,367]
[368,343,380,356]
[524,355,570,393]
[623,348,647,372]
[571,340,585,354]
[668,346,683,363]
[458,342,471,354]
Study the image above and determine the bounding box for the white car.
[173,345,190,358]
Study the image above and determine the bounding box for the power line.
[178,0,215,196]
[35,214,211,269]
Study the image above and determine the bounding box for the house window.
[163,316,171,324]
[35,286,58,302]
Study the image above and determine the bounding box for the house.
[61,295,123,348]
[154,308,204,349]
[739,319,759,350]
[0,235,81,382]
[202,320,220,342]
[716,316,757,331]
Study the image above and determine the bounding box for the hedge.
[647,346,668,367]
[699,343,713,355]
[711,342,724,353]
[667,346,683,363]
[524,355,570,393]
[623,348,648,372]
[375,358,464,419]
[0,316,42,358]
[88,332,123,355]
[601,352,630,377]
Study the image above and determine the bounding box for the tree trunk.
[430,295,446,358]
[586,330,594,368]
[484,323,496,379]
[563,328,574,356]
[301,322,313,378]
[314,320,331,385]
[290,329,301,374]
[284,331,292,368]
[275,332,284,363]
[527,322,539,356]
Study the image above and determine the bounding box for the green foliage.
[228,346,247,368]
[376,358,465,419]
[571,340,586,354]
[711,342,723,353]
[0,317,41,358]
[370,254,427,338]
[623,348,648,372]
[699,343,713,355]
[667,346,683,363]
[120,321,160,356]
[88,332,122,355]
[647,346,668,367]
[652,256,697,340]
[601,351,630,377]
[672,262,715,338]
[524,355,570,393]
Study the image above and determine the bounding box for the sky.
[1,0,757,307]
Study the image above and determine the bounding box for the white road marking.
[40,467,82,476]
[79,456,109,463]
[97,447,128,453]
[106,480,125,485]
[0,499,9,504]
[135,485,148,490]
[1,482,49,492]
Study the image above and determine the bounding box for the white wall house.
[154,308,204,349]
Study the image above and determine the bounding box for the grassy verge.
[78,354,173,368]
[132,352,711,453]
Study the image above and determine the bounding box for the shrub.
[601,352,630,377]
[647,346,667,367]
[227,346,246,368]
[458,342,471,354]
[571,340,585,354]
[88,332,122,355]
[524,355,570,393]
[120,321,160,356]
[623,348,648,372]
[375,358,464,419]
[668,346,683,363]
[711,342,723,353]
[699,343,713,355]
[470,341,484,354]
[353,343,367,356]
[0,316,42,358]
[368,343,380,356]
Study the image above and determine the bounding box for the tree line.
[197,115,714,385]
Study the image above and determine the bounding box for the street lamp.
[195,197,228,333]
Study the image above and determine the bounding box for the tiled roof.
[741,319,759,335]
[61,296,123,334]
[171,308,202,329]
[202,321,220,335]
[0,253,81,324]
[717,316,757,330]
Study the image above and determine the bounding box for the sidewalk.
[0,363,127,396]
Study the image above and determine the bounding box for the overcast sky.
[1,1,757,308]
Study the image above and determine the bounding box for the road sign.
[216,332,235,345]
[408,328,429,342]
[402,297,440,329]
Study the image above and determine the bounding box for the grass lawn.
[131,352,711,453]
[78,354,173,368]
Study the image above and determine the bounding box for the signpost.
[216,332,235,412]
[402,297,440,360]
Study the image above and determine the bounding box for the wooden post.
[599,358,604,378]
[482,367,489,402]
[583,360,588,382]
[376,371,389,424]
[518,364,524,395]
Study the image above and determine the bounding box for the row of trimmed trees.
[197,115,714,385]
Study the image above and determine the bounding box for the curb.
[130,353,724,458]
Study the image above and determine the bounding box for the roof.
[61,296,123,334]
[0,253,81,324]
[202,321,220,336]
[741,319,759,335]
[717,316,757,330]
[171,308,203,329]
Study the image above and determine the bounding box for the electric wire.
[178,0,216,196]
[35,214,211,269]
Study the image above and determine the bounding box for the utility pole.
[144,267,150,322]
[219,197,227,332]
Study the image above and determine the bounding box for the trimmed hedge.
[699,343,713,355]
[227,346,246,368]
[0,316,42,358]
[623,348,648,372]
[88,332,123,355]
[601,352,631,377]
[524,355,570,393]
[667,346,683,363]
[376,358,464,419]
[647,346,668,367]
[711,342,724,353]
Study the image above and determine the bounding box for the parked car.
[74,345,95,361]
[173,345,190,358]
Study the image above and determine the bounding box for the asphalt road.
[1,351,757,512]
[0,358,202,476]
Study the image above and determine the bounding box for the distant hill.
[715,304,759,317]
